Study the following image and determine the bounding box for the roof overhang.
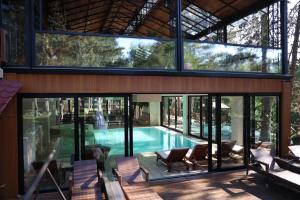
[0,80,22,115]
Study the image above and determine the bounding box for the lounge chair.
[213,140,236,160]
[115,157,162,200]
[247,148,300,192]
[185,144,208,170]
[288,145,300,161]
[268,157,300,192]
[115,157,149,186]
[246,147,274,177]
[155,147,189,172]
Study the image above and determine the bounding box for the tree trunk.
[260,12,272,141]
[290,4,300,90]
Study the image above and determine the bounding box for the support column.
[281,80,292,156]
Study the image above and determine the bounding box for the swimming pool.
[93,126,199,155]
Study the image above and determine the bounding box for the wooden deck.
[149,170,299,200]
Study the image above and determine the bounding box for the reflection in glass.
[250,96,279,154]
[220,96,244,168]
[36,33,175,69]
[169,97,176,129]
[176,97,183,131]
[2,0,26,65]
[162,97,169,126]
[184,42,281,73]
[190,97,201,137]
[22,98,74,192]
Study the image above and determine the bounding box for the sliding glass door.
[22,97,75,192]
[78,96,129,162]
[161,96,183,132]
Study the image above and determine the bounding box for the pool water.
[93,126,198,155]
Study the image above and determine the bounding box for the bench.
[71,160,103,200]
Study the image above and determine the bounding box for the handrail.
[23,138,66,200]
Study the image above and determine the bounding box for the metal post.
[280,0,288,74]
[176,0,183,71]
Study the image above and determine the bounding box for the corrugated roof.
[0,80,22,114]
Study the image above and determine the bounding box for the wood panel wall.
[0,96,18,199]
[0,73,291,198]
[5,73,283,94]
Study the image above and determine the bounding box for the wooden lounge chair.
[246,148,300,192]
[288,145,300,161]
[115,157,149,186]
[246,147,274,177]
[268,157,300,192]
[185,144,208,170]
[155,147,189,172]
[115,157,162,200]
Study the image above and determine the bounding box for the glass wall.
[220,96,244,168]
[22,97,75,192]
[162,96,183,132]
[35,33,176,69]
[183,42,281,73]
[181,1,282,73]
[250,96,279,155]
[189,96,201,137]
[33,0,177,69]
[2,0,286,74]
[1,0,26,65]
[133,102,150,127]
[79,97,125,156]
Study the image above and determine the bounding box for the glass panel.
[133,102,150,127]
[2,0,26,65]
[250,96,279,155]
[37,0,176,39]
[162,97,169,126]
[176,97,183,131]
[169,97,176,129]
[190,97,201,137]
[35,33,175,69]
[204,97,216,141]
[220,96,244,168]
[184,41,281,73]
[22,98,74,192]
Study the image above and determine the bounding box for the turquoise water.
[93,127,198,155]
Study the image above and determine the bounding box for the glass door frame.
[77,94,132,159]
[206,93,281,172]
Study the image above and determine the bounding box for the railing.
[184,41,282,73]
[34,31,282,74]
[35,32,176,70]
[23,138,66,200]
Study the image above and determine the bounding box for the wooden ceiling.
[47,0,279,38]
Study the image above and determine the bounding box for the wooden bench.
[71,160,103,200]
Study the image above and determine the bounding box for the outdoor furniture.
[288,145,300,161]
[155,147,189,172]
[246,148,274,177]
[71,160,103,200]
[115,157,149,186]
[115,157,162,200]
[246,148,300,192]
[185,144,208,170]
[220,140,236,157]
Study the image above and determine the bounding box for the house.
[0,0,291,199]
